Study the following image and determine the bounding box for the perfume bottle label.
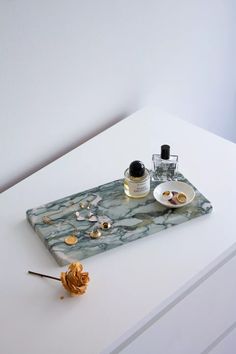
[126,179,150,197]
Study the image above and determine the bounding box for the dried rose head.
[61,262,90,296]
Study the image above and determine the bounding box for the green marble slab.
[26,174,212,266]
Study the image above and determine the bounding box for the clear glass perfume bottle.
[124,160,150,198]
[152,145,178,181]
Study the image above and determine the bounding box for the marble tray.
[26,174,212,266]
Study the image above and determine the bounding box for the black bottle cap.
[129,160,145,177]
[161,145,170,160]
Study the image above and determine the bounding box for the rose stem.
[28,270,60,281]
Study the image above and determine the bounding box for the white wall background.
[0,0,235,192]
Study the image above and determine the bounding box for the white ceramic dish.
[153,181,195,208]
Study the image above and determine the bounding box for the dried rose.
[61,262,90,296]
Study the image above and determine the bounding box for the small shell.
[88,215,97,222]
[76,211,85,221]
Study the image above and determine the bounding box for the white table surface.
[1,106,236,354]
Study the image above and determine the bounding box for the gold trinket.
[89,229,102,239]
[42,216,53,225]
[176,192,187,204]
[100,221,111,230]
[64,235,78,245]
[162,190,173,201]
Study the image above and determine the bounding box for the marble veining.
[26,174,213,266]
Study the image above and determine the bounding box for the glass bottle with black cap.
[152,145,178,181]
[124,160,150,198]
